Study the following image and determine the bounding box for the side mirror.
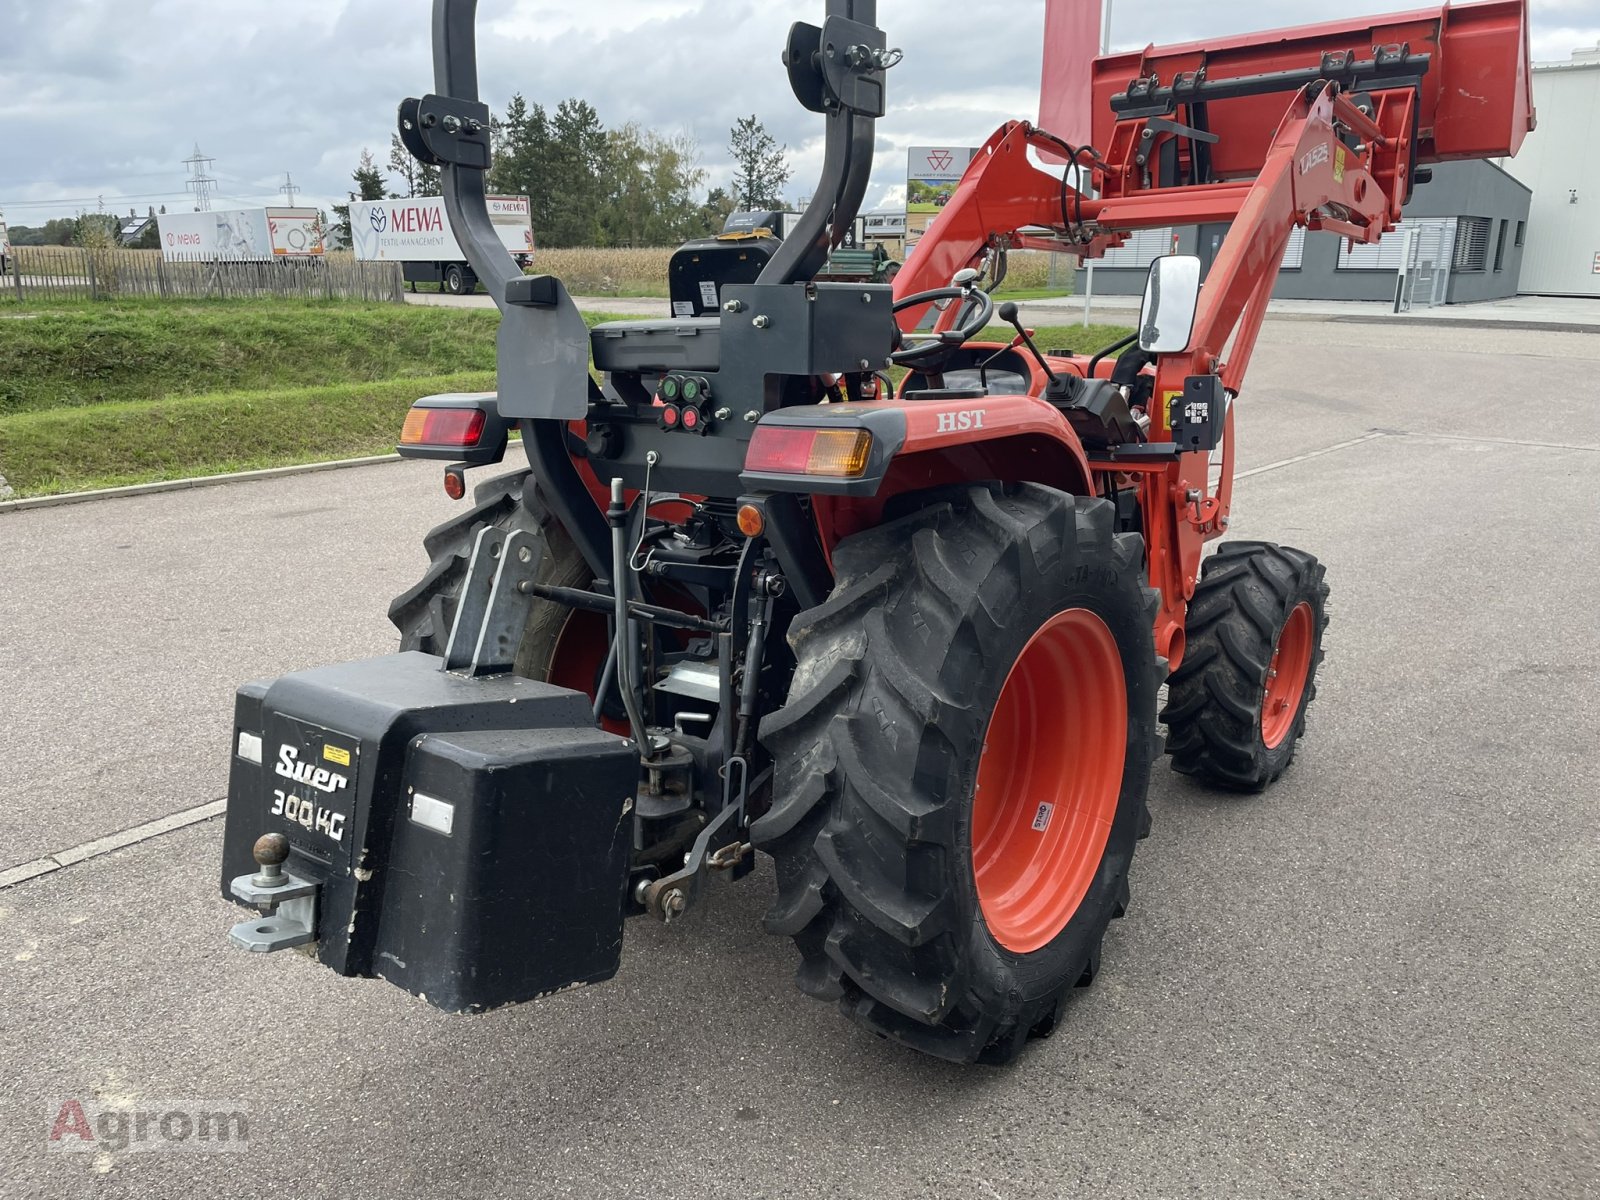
[1137,255,1201,353]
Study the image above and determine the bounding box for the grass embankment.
[0,299,1130,500]
[0,374,500,496]
[0,300,643,499]
[0,300,503,413]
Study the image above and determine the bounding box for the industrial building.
[1073,159,1531,308]
[1503,48,1600,296]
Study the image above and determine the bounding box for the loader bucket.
[1061,0,1535,175]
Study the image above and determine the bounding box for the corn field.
[1,247,405,303]
[0,244,1070,305]
[531,247,676,295]
[528,246,1065,295]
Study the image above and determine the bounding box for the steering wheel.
[890,283,996,368]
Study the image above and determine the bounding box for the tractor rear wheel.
[387,468,603,690]
[753,484,1163,1065]
[1162,541,1330,791]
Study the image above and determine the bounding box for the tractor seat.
[590,317,722,376]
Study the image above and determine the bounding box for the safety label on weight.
[699,280,718,309]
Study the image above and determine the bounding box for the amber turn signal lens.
[745,427,874,478]
[402,406,487,447]
[737,504,766,538]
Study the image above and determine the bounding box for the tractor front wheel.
[1162,541,1330,791]
[754,484,1163,1065]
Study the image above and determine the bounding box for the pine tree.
[389,133,440,198]
[353,148,388,201]
[729,116,791,211]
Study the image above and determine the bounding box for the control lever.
[996,302,1063,391]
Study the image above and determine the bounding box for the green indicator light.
[661,376,681,401]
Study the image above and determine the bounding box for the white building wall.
[1505,55,1600,296]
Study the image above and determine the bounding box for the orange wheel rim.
[1261,602,1314,749]
[972,609,1127,954]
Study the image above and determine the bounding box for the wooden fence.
[1,247,405,303]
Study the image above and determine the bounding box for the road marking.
[0,456,403,515]
[0,800,226,890]
[1234,431,1388,481]
[1404,431,1600,453]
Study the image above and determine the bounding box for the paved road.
[2,321,1597,1198]
[406,287,1600,333]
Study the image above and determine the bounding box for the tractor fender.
[740,396,1095,554]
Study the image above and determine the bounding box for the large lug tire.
[387,468,594,682]
[1162,541,1330,792]
[753,484,1164,1065]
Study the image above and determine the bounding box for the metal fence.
[1,248,405,303]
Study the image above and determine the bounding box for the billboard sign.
[350,196,533,264]
[906,146,976,250]
[907,146,975,213]
[158,207,324,261]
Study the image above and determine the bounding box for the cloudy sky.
[2,0,1595,230]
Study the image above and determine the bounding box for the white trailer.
[0,211,10,274]
[157,207,326,262]
[349,195,534,294]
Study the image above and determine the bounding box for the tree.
[544,99,608,247]
[599,125,707,247]
[332,148,390,245]
[389,132,440,198]
[695,186,738,237]
[353,148,388,201]
[490,93,552,234]
[729,116,791,211]
[71,212,119,248]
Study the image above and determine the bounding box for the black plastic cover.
[668,236,780,317]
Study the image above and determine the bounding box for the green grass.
[0,372,498,497]
[978,323,1136,355]
[992,286,1076,302]
[0,299,505,415]
[0,300,1133,500]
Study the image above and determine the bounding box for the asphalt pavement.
[1,319,1597,1198]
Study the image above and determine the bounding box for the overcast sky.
[2,0,1595,229]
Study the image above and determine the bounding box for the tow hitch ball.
[227,833,319,953]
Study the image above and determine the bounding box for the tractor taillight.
[402,407,487,448]
[745,427,874,478]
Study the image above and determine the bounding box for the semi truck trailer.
[350,194,534,294]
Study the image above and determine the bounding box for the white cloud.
[2,0,1593,229]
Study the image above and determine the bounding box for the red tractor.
[220,0,1533,1064]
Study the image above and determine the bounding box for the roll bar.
[399,0,892,307]
[757,0,893,286]
[398,0,591,423]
